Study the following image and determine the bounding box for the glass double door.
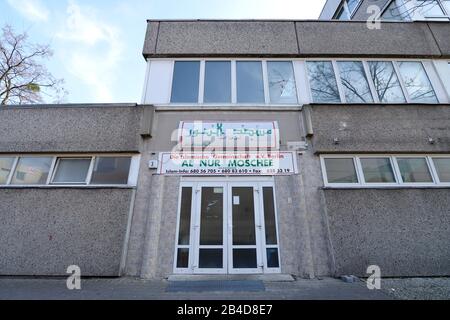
[175,179,280,274]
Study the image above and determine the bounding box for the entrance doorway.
[174,178,281,274]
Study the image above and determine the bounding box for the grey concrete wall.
[143,20,450,58]
[0,188,133,276]
[324,188,450,277]
[0,104,141,153]
[308,104,450,153]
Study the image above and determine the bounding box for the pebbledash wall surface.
[1,19,450,278]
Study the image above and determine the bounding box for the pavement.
[0,277,393,300]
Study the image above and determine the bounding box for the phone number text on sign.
[158,152,298,176]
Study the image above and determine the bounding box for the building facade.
[1,2,449,279]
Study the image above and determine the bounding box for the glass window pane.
[176,248,189,268]
[338,61,374,103]
[232,187,256,246]
[0,157,15,184]
[381,0,411,20]
[267,61,298,104]
[416,0,445,17]
[171,61,200,103]
[266,248,280,268]
[306,61,341,103]
[324,158,358,183]
[346,0,359,13]
[397,158,433,183]
[11,157,52,185]
[199,249,222,268]
[204,61,231,103]
[200,187,223,245]
[369,61,406,103]
[263,187,278,245]
[233,249,257,268]
[398,62,438,103]
[52,158,91,184]
[443,0,450,14]
[360,158,396,183]
[90,157,131,185]
[236,61,265,103]
[178,187,193,245]
[336,6,349,20]
[433,158,450,182]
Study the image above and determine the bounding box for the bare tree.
[0,25,67,105]
[374,0,448,20]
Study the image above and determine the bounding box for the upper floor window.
[337,61,374,103]
[381,0,450,20]
[204,61,231,103]
[334,0,362,19]
[306,61,341,103]
[369,61,406,103]
[397,61,438,103]
[267,61,298,104]
[171,61,200,103]
[236,61,265,103]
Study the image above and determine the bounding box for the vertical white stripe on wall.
[144,60,173,104]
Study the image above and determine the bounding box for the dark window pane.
[324,158,358,183]
[232,187,256,246]
[200,187,223,245]
[360,158,396,183]
[204,61,231,103]
[171,61,200,103]
[337,61,373,103]
[178,187,193,245]
[307,61,341,103]
[381,0,411,20]
[176,248,189,268]
[52,158,91,184]
[199,249,223,268]
[11,157,53,185]
[369,61,406,103]
[236,61,265,103]
[266,248,280,268]
[267,61,297,104]
[433,158,450,183]
[233,249,257,268]
[0,157,14,184]
[398,62,437,103]
[263,187,277,245]
[90,157,131,185]
[397,158,433,183]
[346,0,359,13]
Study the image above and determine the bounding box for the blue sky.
[0,0,325,103]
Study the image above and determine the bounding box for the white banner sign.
[178,121,279,150]
[158,152,298,176]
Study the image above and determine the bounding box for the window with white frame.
[321,155,450,187]
[0,155,138,186]
[334,0,362,19]
[169,60,299,105]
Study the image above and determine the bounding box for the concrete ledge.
[167,274,295,282]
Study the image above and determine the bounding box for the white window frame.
[321,154,450,188]
[50,157,93,185]
[0,154,140,188]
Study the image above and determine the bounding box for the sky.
[0,0,326,104]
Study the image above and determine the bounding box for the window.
[322,155,450,187]
[90,157,132,185]
[360,158,396,183]
[307,61,341,103]
[369,61,406,103]
[397,61,438,103]
[382,0,412,20]
[432,157,450,182]
[11,157,53,185]
[171,61,200,103]
[336,6,349,20]
[346,0,360,13]
[0,157,15,184]
[52,158,91,184]
[337,61,374,103]
[236,61,265,103]
[323,158,358,183]
[334,0,361,19]
[416,0,446,18]
[267,61,298,104]
[204,61,231,103]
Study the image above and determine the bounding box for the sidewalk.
[0,277,393,300]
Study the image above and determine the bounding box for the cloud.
[56,1,124,102]
[7,0,50,22]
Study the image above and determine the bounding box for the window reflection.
[90,157,131,185]
[171,61,200,103]
[11,157,53,185]
[360,158,396,183]
[307,61,341,103]
[398,61,438,103]
[324,158,358,183]
[338,61,373,103]
[0,157,14,184]
[204,61,231,103]
[369,61,406,103]
[397,158,433,183]
[267,61,298,104]
[236,61,265,103]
